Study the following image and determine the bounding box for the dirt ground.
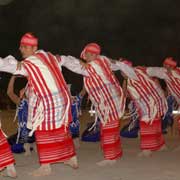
[1,109,180,180]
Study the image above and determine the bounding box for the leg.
[0,130,17,178]
[24,143,31,156]
[31,142,37,153]
[139,118,165,157]
[97,119,122,166]
[73,138,80,150]
[32,127,77,175]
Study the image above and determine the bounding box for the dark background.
[0,0,179,108]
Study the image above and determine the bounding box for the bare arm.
[7,76,21,105]
[122,79,128,97]
[79,85,87,97]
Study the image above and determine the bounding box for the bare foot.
[96,159,117,166]
[5,164,17,178]
[32,142,37,153]
[64,156,78,169]
[29,164,51,176]
[138,150,152,157]
[157,144,168,152]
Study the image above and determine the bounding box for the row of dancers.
[0,32,179,177]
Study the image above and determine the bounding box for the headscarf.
[20,33,38,46]
[80,43,101,59]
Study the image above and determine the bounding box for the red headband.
[80,43,101,59]
[20,33,38,46]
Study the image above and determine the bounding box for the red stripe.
[95,58,124,118]
[37,52,72,128]
[167,70,180,101]
[140,118,165,151]
[85,60,122,121]
[100,119,122,160]
[87,66,117,120]
[99,58,125,115]
[23,61,52,130]
[84,69,105,118]
[128,78,151,117]
[137,69,167,116]
[35,127,75,164]
[0,130,15,169]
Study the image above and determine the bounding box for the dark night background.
[0,0,179,108]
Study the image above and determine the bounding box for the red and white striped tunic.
[165,69,180,130]
[100,119,123,159]
[165,68,180,105]
[84,56,125,124]
[127,67,167,122]
[147,67,180,105]
[22,50,72,132]
[0,129,15,170]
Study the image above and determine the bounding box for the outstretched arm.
[57,55,88,76]
[0,55,27,76]
[0,55,17,73]
[7,76,21,105]
[146,67,169,80]
[103,56,138,80]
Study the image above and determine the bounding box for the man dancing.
[121,61,167,157]
[76,43,137,166]
[0,33,86,176]
[147,57,180,149]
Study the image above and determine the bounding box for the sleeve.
[146,67,169,80]
[0,55,28,76]
[0,55,17,73]
[100,55,138,80]
[98,55,118,71]
[13,64,28,76]
[114,61,138,80]
[60,55,88,76]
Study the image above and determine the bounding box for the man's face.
[19,45,37,58]
[84,52,98,62]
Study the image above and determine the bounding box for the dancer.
[147,57,180,149]
[121,61,168,157]
[0,33,86,176]
[75,43,137,166]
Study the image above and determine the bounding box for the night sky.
[0,0,180,104]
